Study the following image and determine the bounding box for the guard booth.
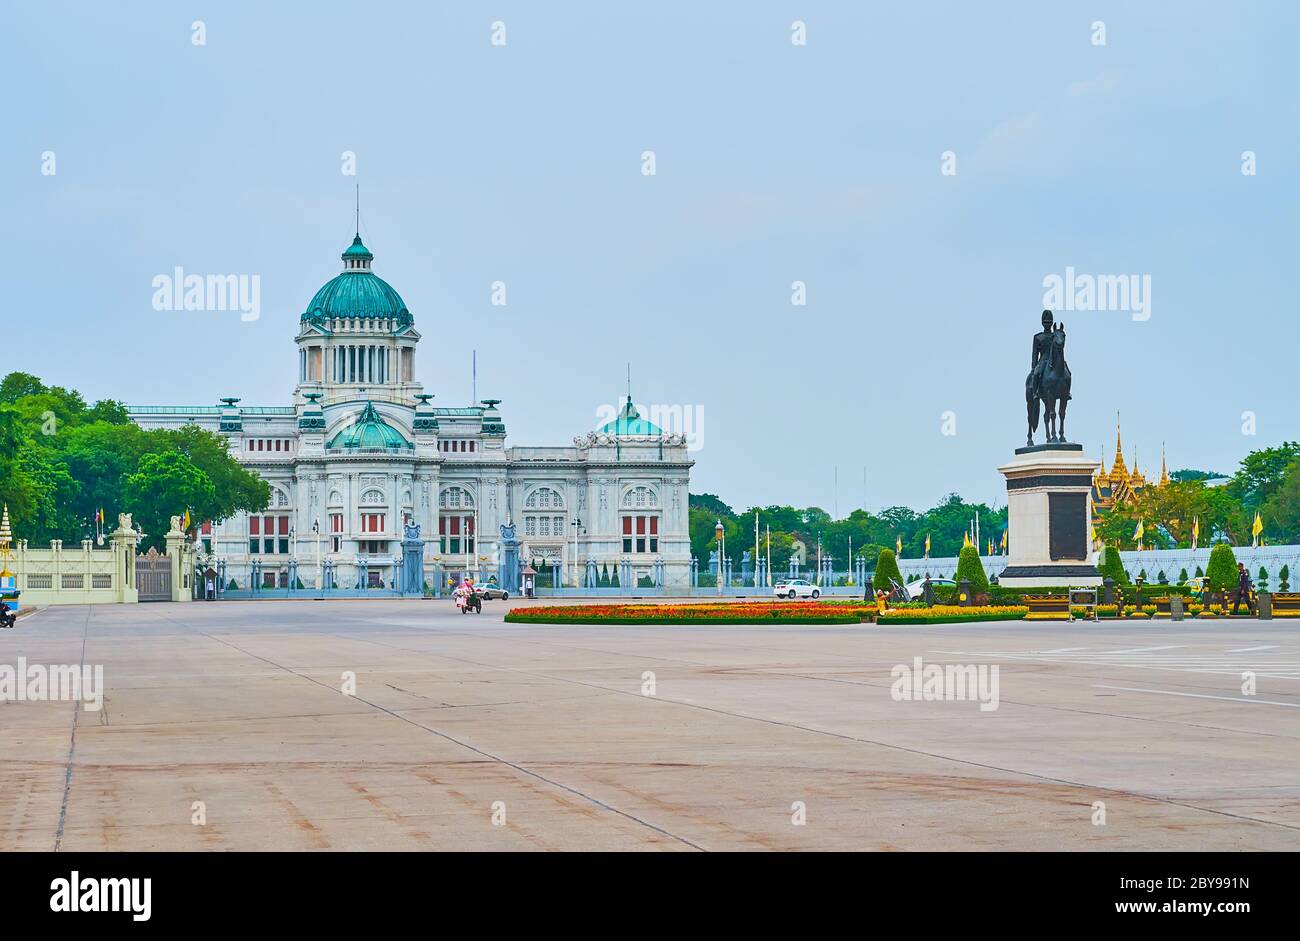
[522,564,536,598]
[201,567,219,600]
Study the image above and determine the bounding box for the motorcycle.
[0,593,17,629]
[455,589,483,615]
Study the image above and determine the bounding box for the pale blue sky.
[5,1,1298,512]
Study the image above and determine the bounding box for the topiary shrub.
[954,544,990,595]
[1205,543,1239,594]
[1157,570,1168,585]
[1194,565,1204,578]
[873,548,904,591]
[1096,545,1130,584]
[1280,564,1291,591]
[227,579,238,590]
[1177,567,1188,585]
[1258,566,1269,590]
[610,565,620,588]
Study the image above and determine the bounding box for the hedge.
[877,605,1028,625]
[873,548,904,591]
[505,614,861,625]
[1206,543,1239,592]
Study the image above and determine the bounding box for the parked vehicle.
[773,578,820,600]
[907,578,956,600]
[478,586,509,601]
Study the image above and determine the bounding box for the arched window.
[360,488,386,505]
[523,487,566,541]
[622,486,658,509]
[439,486,474,509]
[525,487,564,509]
[438,487,475,555]
[620,486,660,555]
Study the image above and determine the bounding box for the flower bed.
[503,601,876,625]
[875,604,1028,625]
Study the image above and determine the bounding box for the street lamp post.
[312,519,321,590]
[715,520,724,596]
[570,516,583,588]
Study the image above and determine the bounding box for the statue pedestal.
[997,445,1102,588]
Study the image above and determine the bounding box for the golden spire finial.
[1111,410,1128,477]
[1160,442,1169,487]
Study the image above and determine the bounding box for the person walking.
[1232,562,1254,615]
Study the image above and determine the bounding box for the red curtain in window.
[279,516,290,535]
[249,517,260,535]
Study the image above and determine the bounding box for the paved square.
[3,600,1298,850]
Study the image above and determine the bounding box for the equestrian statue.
[1025,309,1072,446]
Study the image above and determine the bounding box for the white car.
[774,579,820,599]
[906,577,955,600]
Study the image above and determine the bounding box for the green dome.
[302,236,413,327]
[599,398,663,436]
[326,402,414,452]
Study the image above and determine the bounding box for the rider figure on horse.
[1025,309,1072,446]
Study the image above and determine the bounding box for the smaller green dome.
[599,398,662,436]
[341,235,373,260]
[326,402,414,452]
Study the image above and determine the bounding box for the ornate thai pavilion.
[1091,415,1169,515]
[128,233,693,591]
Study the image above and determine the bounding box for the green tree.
[1228,442,1300,511]
[954,544,989,594]
[1177,567,1188,585]
[1205,543,1239,593]
[1261,458,1300,544]
[1096,545,1130,584]
[1279,564,1290,591]
[872,547,903,591]
[124,451,217,550]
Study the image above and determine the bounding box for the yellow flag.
[1133,520,1144,544]
[895,535,902,557]
[1252,512,1263,538]
[1089,522,1097,544]
[183,509,191,530]
[1191,515,1199,549]
[962,531,972,549]
[1000,530,1007,550]
[924,533,931,555]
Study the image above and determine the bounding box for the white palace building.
[128,233,693,592]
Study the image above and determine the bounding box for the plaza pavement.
[2,598,1298,851]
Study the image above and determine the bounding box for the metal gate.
[136,547,172,602]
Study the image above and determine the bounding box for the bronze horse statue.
[1026,310,1071,446]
